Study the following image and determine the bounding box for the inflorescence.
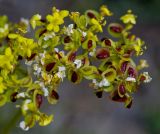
[0,6,151,130]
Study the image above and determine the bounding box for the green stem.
[2,109,21,134]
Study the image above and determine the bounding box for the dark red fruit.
[88,40,93,49]
[95,91,103,98]
[121,61,128,73]
[140,75,146,81]
[110,26,122,33]
[10,92,18,102]
[71,71,78,83]
[27,53,36,61]
[110,90,127,102]
[18,55,23,60]
[118,84,126,95]
[128,67,136,78]
[87,12,96,19]
[36,94,43,108]
[64,36,71,43]
[98,69,103,74]
[101,38,111,46]
[104,71,113,77]
[56,52,62,59]
[104,39,111,46]
[126,99,133,109]
[39,29,47,37]
[81,36,85,43]
[46,62,56,72]
[123,50,134,58]
[81,58,86,66]
[68,52,76,62]
[96,48,110,59]
[116,47,121,52]
[51,90,59,100]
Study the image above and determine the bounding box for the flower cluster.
[0,6,151,131]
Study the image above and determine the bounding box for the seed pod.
[125,97,133,109]
[81,57,90,66]
[55,52,62,59]
[104,39,111,46]
[45,62,56,72]
[118,84,126,97]
[82,39,96,50]
[139,75,146,82]
[127,67,137,78]
[99,60,113,71]
[120,61,128,73]
[71,71,78,83]
[88,40,93,49]
[95,91,103,98]
[47,89,59,104]
[80,66,99,80]
[110,90,127,102]
[101,38,112,47]
[96,48,110,59]
[81,36,85,43]
[18,55,23,60]
[102,68,116,82]
[36,94,43,108]
[68,51,76,62]
[51,90,59,100]
[123,50,134,58]
[68,69,82,83]
[10,92,18,102]
[27,53,36,61]
[39,29,47,37]
[64,36,71,43]
[108,23,123,38]
[85,10,98,19]
[116,46,122,52]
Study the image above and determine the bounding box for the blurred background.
[0,0,160,134]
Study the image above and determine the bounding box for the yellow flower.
[46,7,69,32]
[120,10,136,24]
[8,34,37,57]
[0,47,14,70]
[134,38,144,56]
[38,114,53,126]
[90,18,103,32]
[100,5,112,16]
[30,14,42,29]
[0,77,6,93]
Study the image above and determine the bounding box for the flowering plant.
[0,5,151,131]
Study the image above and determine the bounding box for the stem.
[2,109,21,134]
